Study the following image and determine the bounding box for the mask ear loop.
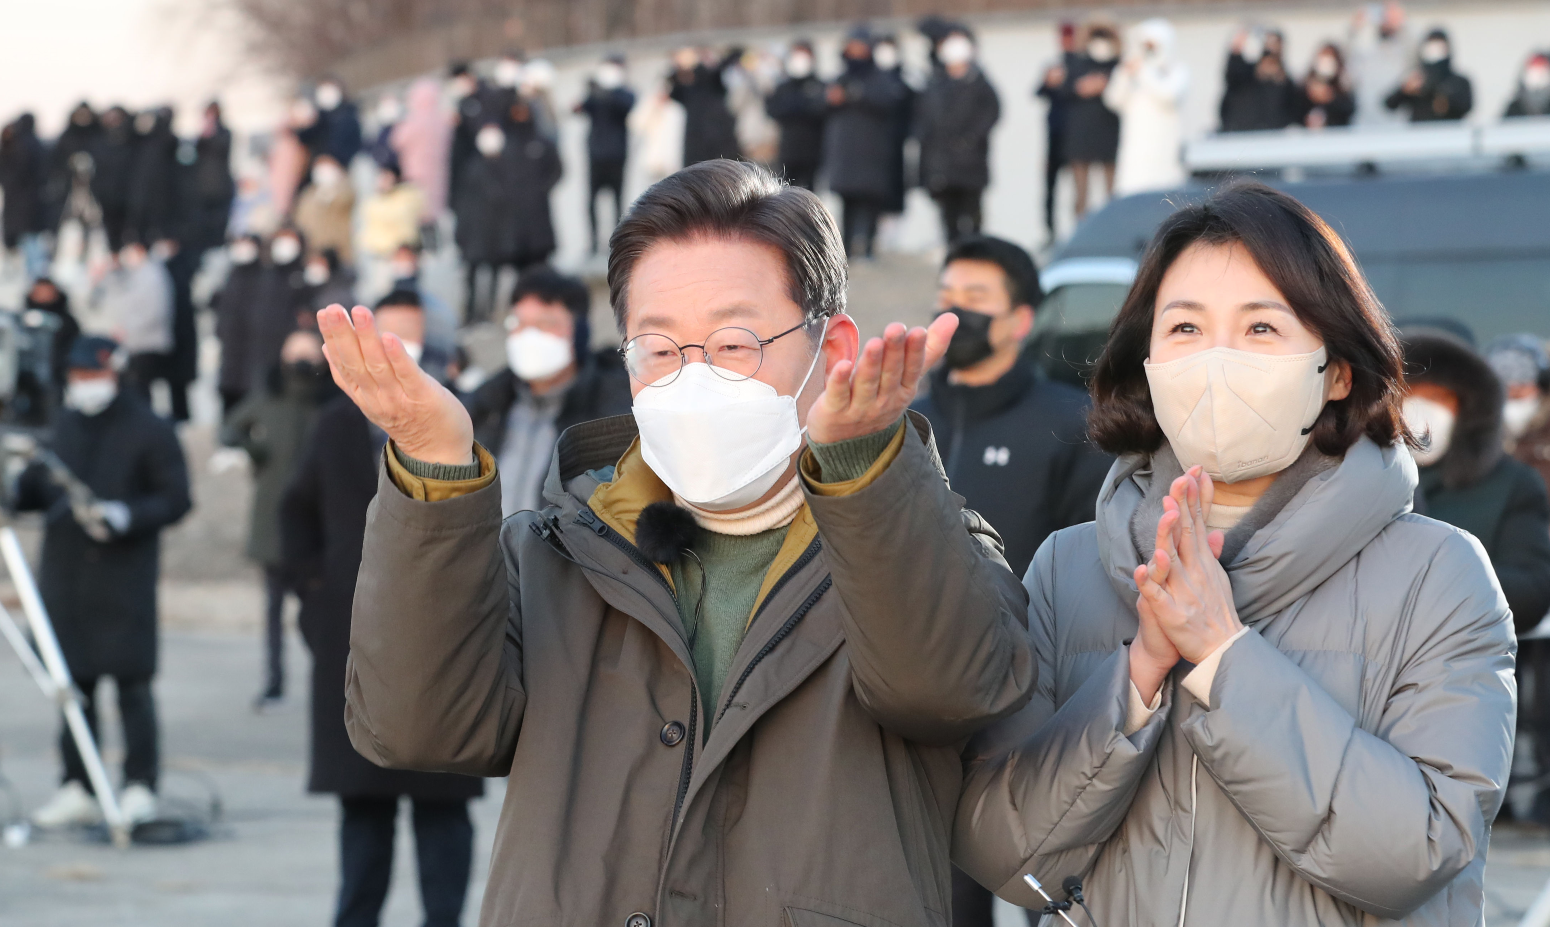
[794,316,831,438]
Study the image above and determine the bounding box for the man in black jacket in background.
[912,235,1110,579]
[766,40,828,190]
[462,266,630,518]
[576,55,636,253]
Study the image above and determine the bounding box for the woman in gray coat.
[955,183,1515,926]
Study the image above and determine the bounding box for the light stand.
[1024,873,1084,927]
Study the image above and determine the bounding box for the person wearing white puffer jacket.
[1105,18,1189,196]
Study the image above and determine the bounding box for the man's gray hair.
[606,159,847,335]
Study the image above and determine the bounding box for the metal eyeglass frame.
[619,319,814,386]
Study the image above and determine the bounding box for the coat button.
[659,721,685,747]
[625,914,651,927]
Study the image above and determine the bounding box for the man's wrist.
[394,438,475,469]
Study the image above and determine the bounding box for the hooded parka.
[955,437,1516,927]
[344,412,1034,927]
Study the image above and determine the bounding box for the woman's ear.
[1327,358,1353,402]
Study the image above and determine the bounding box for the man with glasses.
[462,266,631,517]
[315,159,1034,927]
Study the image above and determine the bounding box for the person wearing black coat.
[454,112,561,322]
[298,79,363,168]
[1220,29,1298,132]
[669,47,741,166]
[916,28,1000,244]
[243,229,310,397]
[1035,24,1080,238]
[463,267,631,517]
[447,63,490,205]
[214,235,264,413]
[824,32,909,259]
[1505,52,1550,118]
[1294,43,1357,128]
[281,299,481,927]
[181,102,236,256]
[872,34,916,219]
[766,41,828,191]
[576,57,636,252]
[1386,29,1473,122]
[24,277,81,396]
[91,106,137,252]
[0,113,49,276]
[125,108,180,247]
[17,336,190,825]
[44,103,99,233]
[1063,25,1120,218]
[910,236,1110,927]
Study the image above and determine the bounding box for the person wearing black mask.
[1386,28,1473,121]
[766,40,829,191]
[912,235,1111,579]
[824,27,909,259]
[222,329,335,709]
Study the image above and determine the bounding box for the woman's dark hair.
[606,159,846,336]
[1088,182,1414,458]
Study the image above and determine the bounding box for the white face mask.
[303,263,329,286]
[312,162,343,187]
[507,327,574,381]
[1240,33,1264,64]
[391,260,417,280]
[632,321,825,510]
[595,63,626,89]
[1420,40,1449,64]
[66,378,117,416]
[315,83,343,111]
[1526,65,1550,91]
[493,59,523,88]
[786,53,814,79]
[401,340,424,365]
[1088,38,1118,63]
[939,35,975,67]
[230,240,259,265]
[271,236,301,265]
[476,126,506,157]
[1315,55,1340,79]
[1145,346,1330,482]
[1504,396,1539,438]
[1403,395,1455,466]
[375,97,402,125]
[873,44,899,70]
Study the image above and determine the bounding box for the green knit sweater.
[397,419,904,731]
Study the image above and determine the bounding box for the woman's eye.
[1169,322,1197,335]
[1249,322,1278,335]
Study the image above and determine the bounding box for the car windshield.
[1026,282,1130,386]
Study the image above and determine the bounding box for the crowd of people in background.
[0,3,1548,925]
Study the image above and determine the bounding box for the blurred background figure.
[366,93,401,171]
[870,31,915,248]
[462,267,630,518]
[388,78,451,245]
[917,25,1000,244]
[0,113,49,279]
[1489,335,1550,500]
[383,243,456,362]
[448,62,490,208]
[24,276,81,404]
[221,329,334,710]
[1105,18,1188,196]
[43,103,99,237]
[1386,28,1473,121]
[628,78,686,184]
[1036,22,1078,240]
[281,294,480,927]
[1350,0,1414,126]
[358,162,423,297]
[520,57,561,143]
[301,248,356,315]
[576,54,636,253]
[97,242,174,415]
[1296,42,1357,128]
[215,233,266,413]
[21,335,191,831]
[1064,22,1121,219]
[91,106,137,252]
[298,78,362,170]
[126,108,178,247]
[1220,26,1295,132]
[268,97,314,220]
[183,101,237,258]
[766,39,827,191]
[292,154,356,264]
[1404,328,1550,638]
[1505,51,1550,117]
[670,46,741,165]
[825,27,907,260]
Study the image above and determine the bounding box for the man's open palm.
[806,313,959,445]
[316,305,475,466]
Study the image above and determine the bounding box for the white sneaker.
[31,781,102,828]
[119,783,157,825]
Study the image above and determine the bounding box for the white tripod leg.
[0,526,130,848]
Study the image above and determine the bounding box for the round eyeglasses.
[620,320,813,386]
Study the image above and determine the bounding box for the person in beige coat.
[292,154,355,263]
[316,160,1034,927]
[954,183,1515,926]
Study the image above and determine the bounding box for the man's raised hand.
[316,305,475,466]
[806,313,958,445]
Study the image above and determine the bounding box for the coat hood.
[1404,328,1504,489]
[1096,435,1417,621]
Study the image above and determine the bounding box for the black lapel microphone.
[633,501,707,647]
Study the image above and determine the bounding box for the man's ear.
[822,313,861,373]
[1011,305,1036,342]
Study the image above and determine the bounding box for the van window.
[1362,257,1550,342]
[1026,282,1129,387]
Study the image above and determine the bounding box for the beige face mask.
[1144,346,1330,482]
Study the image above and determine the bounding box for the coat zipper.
[716,575,831,726]
[1177,755,1199,927]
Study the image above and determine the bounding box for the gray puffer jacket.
[954,436,1516,926]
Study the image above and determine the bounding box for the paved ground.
[2,250,1548,924]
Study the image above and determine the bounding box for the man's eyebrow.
[631,303,762,335]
